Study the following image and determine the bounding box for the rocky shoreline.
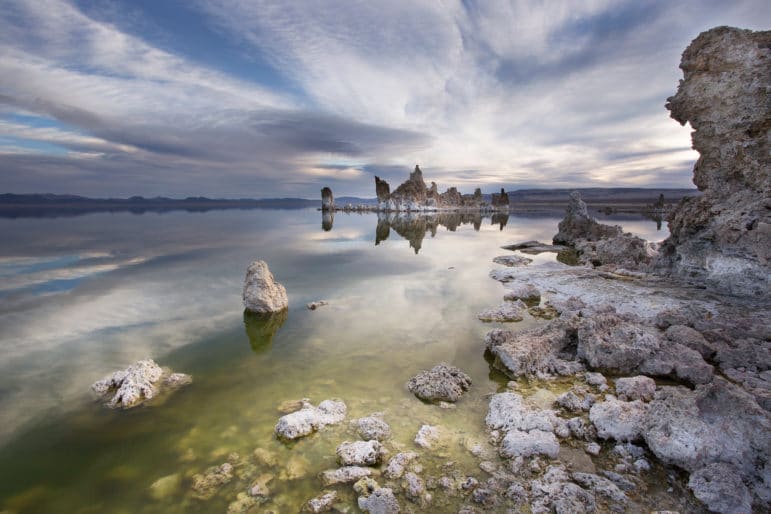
[91,26,768,514]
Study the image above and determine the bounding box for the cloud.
[1,0,770,196]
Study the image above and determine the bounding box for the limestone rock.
[485,323,584,379]
[354,414,391,441]
[589,397,648,442]
[403,472,425,501]
[384,452,418,479]
[406,363,471,403]
[492,188,509,209]
[274,399,346,441]
[320,466,374,486]
[414,425,440,449]
[615,376,656,402]
[477,300,527,322]
[321,187,334,211]
[243,260,288,314]
[571,472,628,507]
[659,27,771,298]
[336,440,386,466]
[577,313,661,374]
[492,254,533,267]
[642,378,770,508]
[665,324,717,359]
[638,342,714,385]
[642,378,769,470]
[375,176,390,203]
[486,392,558,434]
[91,359,191,409]
[357,486,400,513]
[191,462,233,500]
[500,429,559,459]
[305,490,338,513]
[503,283,541,305]
[688,463,752,514]
[553,191,622,245]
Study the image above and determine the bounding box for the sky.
[0,1,768,198]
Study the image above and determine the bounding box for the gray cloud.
[1,0,770,197]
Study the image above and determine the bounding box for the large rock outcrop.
[552,192,653,268]
[374,165,491,211]
[243,260,288,314]
[659,27,770,297]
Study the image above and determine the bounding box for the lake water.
[0,208,670,513]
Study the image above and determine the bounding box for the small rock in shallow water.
[414,425,440,449]
[384,452,418,479]
[149,473,181,500]
[357,486,400,513]
[191,462,233,500]
[354,414,391,441]
[227,493,257,514]
[306,301,328,310]
[91,359,190,409]
[320,466,373,486]
[403,472,425,501]
[407,363,471,402]
[242,260,288,314]
[503,283,541,305]
[274,399,346,441]
[493,254,533,267]
[336,440,386,466]
[477,300,527,322]
[304,490,337,513]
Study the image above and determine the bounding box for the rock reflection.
[373,211,488,254]
[322,211,334,231]
[492,213,509,231]
[243,309,288,353]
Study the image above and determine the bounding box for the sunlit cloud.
[0,0,768,196]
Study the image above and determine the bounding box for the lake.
[0,208,668,513]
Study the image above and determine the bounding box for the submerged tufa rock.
[243,260,288,314]
[91,359,191,409]
[407,363,472,402]
[274,399,346,441]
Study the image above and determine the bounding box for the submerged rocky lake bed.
[0,207,694,513]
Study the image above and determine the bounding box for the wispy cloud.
[1,0,769,196]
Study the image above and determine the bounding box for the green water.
[0,208,680,513]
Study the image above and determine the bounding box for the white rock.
[414,425,440,449]
[500,429,560,458]
[91,359,190,409]
[384,452,419,479]
[320,466,373,486]
[336,440,386,466]
[243,260,288,313]
[274,399,346,440]
[589,398,648,442]
[615,376,656,402]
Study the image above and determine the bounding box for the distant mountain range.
[0,189,699,218]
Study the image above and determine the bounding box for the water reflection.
[244,310,288,353]
[373,211,491,254]
[321,211,334,231]
[492,213,509,230]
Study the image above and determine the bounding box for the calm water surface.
[0,208,668,513]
